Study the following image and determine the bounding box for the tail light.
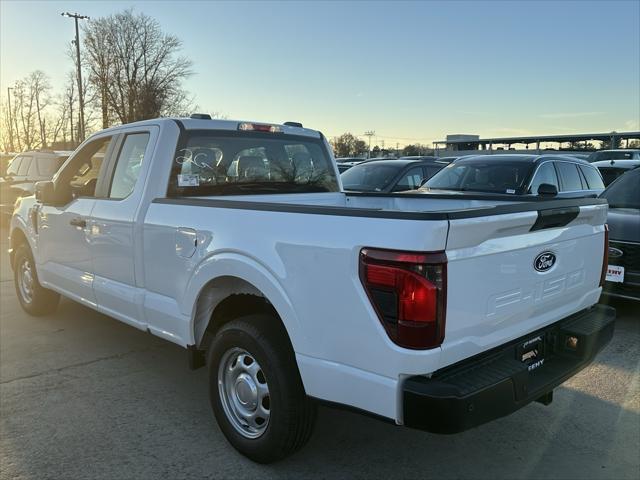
[599,224,609,287]
[359,248,447,349]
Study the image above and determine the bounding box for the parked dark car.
[592,159,640,186]
[599,167,640,302]
[1,150,70,221]
[337,156,397,173]
[587,149,640,163]
[421,154,604,197]
[341,158,451,193]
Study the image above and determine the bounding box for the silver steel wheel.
[18,257,34,304]
[218,347,271,439]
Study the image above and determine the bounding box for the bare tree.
[31,71,52,148]
[83,9,193,125]
[6,71,52,151]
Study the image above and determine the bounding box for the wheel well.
[194,277,285,353]
[11,228,27,249]
[10,228,28,268]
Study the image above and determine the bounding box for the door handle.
[69,217,87,228]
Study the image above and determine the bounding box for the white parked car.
[9,116,615,463]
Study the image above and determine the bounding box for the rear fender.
[181,252,305,352]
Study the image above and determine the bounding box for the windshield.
[168,131,339,196]
[340,163,404,192]
[600,169,640,209]
[425,161,534,194]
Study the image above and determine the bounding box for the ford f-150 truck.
[8,116,615,463]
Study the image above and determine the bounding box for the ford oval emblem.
[534,251,556,272]
[608,247,623,259]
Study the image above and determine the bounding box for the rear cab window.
[169,130,339,196]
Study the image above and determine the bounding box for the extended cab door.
[37,135,116,306]
[89,126,157,329]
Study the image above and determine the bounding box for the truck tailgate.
[440,203,608,367]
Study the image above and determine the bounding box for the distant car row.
[342,154,606,197]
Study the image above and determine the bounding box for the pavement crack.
[0,348,151,386]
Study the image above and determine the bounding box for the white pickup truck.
[9,117,615,463]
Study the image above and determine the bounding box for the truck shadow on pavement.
[1,295,638,480]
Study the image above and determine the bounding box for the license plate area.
[605,265,624,283]
[517,334,546,371]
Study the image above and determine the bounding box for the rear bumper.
[402,304,615,433]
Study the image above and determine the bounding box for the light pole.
[364,130,375,158]
[6,87,14,152]
[61,12,89,142]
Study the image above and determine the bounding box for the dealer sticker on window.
[605,265,624,283]
[178,174,200,187]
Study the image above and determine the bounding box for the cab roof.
[101,117,322,139]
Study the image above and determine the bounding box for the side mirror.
[35,181,56,204]
[537,183,558,197]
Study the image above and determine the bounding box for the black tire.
[207,314,317,463]
[13,243,60,316]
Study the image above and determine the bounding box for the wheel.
[13,243,60,316]
[207,314,317,463]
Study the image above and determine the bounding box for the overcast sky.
[1,0,639,146]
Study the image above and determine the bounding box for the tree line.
[330,132,432,158]
[1,9,195,153]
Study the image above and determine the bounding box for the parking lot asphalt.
[1,232,639,480]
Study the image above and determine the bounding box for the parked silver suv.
[1,150,70,221]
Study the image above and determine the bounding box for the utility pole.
[6,87,14,152]
[61,12,90,142]
[364,130,375,158]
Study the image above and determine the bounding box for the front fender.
[181,252,307,353]
[9,196,39,261]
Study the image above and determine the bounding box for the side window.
[393,167,424,191]
[109,133,150,199]
[66,137,113,198]
[6,157,22,176]
[556,162,583,191]
[579,165,605,190]
[17,156,32,176]
[529,162,559,194]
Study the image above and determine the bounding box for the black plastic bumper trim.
[402,304,615,434]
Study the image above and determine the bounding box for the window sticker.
[178,174,200,187]
[506,189,516,194]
